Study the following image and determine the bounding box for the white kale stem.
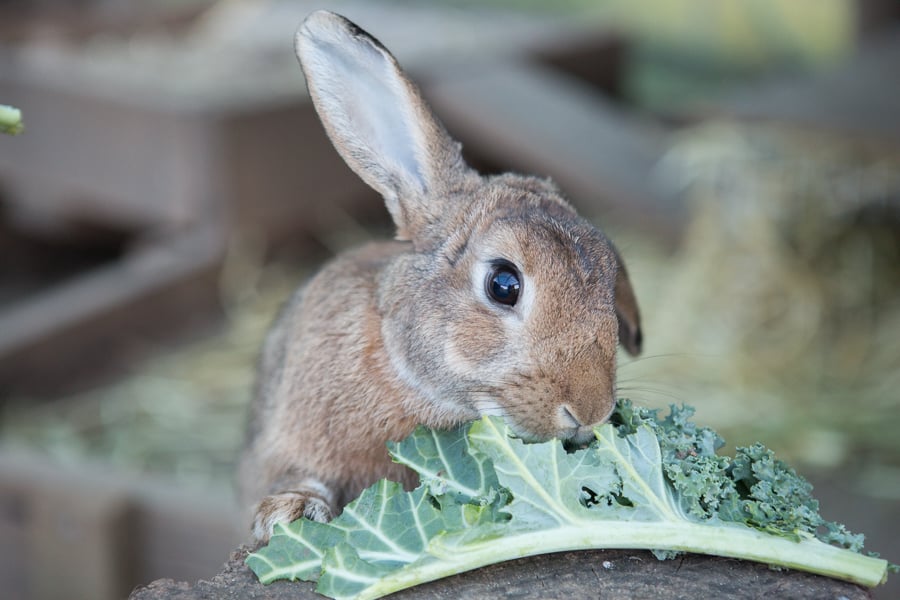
[351,521,888,600]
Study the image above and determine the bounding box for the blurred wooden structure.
[0,226,224,396]
[0,2,898,600]
[704,25,900,147]
[0,449,243,600]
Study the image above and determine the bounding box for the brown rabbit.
[238,10,642,542]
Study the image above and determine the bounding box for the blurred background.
[0,0,898,598]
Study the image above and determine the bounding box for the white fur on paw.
[302,496,334,522]
[252,490,334,542]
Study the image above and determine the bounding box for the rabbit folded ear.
[295,11,472,242]
[614,261,643,356]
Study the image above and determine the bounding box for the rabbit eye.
[486,262,521,306]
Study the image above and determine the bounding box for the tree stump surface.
[129,547,872,600]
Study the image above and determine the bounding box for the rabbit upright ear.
[295,11,473,242]
[614,262,642,356]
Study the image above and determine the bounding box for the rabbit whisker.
[615,384,685,404]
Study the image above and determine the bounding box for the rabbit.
[238,10,643,542]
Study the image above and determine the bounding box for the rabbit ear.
[614,261,642,356]
[295,11,472,242]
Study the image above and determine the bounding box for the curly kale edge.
[609,399,870,554]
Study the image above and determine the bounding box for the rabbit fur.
[238,10,643,542]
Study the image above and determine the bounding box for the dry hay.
[623,122,900,483]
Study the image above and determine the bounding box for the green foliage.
[0,104,23,135]
[247,401,890,599]
[613,402,865,550]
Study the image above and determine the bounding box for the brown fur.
[237,11,642,541]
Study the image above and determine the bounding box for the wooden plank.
[26,477,134,600]
[0,451,136,600]
[699,26,900,146]
[0,225,224,396]
[0,450,243,600]
[0,83,212,231]
[129,482,245,586]
[425,61,684,240]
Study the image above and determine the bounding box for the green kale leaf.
[247,401,891,599]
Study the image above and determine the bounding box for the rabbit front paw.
[252,489,334,542]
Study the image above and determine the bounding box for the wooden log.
[129,546,872,600]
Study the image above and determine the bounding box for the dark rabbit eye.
[486,263,521,306]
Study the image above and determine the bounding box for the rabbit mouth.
[509,421,597,446]
[567,425,600,447]
[556,404,608,445]
[470,395,609,444]
[470,393,610,445]
[562,429,597,452]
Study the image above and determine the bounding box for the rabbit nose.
[558,406,598,447]
[558,398,615,435]
[559,405,582,428]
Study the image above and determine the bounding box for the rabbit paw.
[252,489,334,542]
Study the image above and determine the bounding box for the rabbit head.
[296,11,642,444]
